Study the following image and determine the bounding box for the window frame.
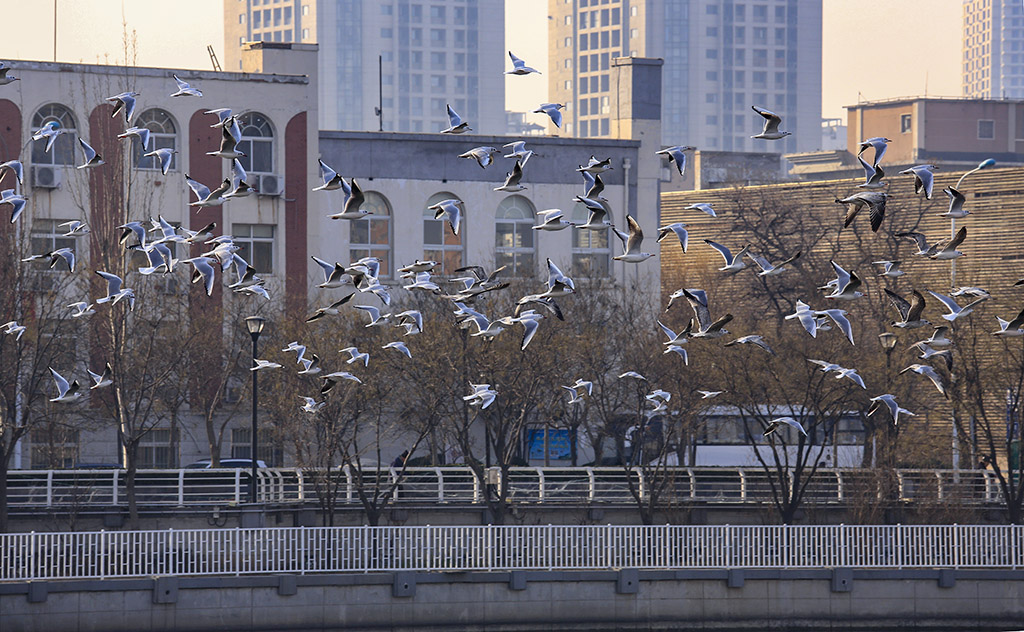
[349,191,392,278]
[235,112,275,175]
[30,103,78,167]
[232,223,276,274]
[494,195,537,276]
[423,192,465,275]
[133,108,178,172]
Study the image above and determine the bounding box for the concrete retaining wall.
[2,569,1023,631]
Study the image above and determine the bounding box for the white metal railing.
[3,467,1007,509]
[1,524,1021,582]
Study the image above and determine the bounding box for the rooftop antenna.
[207,45,222,72]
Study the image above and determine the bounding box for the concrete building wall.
[3,570,1023,632]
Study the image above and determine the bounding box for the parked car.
[185,459,268,469]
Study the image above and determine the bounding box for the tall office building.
[963,0,1024,99]
[548,0,822,153]
[224,0,505,133]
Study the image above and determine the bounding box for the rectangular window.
[284,6,291,24]
[232,224,275,273]
[429,29,445,45]
[978,119,995,139]
[231,428,282,466]
[302,5,309,16]
[753,49,767,67]
[273,7,281,26]
[139,429,177,469]
[611,30,619,46]
[600,74,609,91]
[381,28,393,37]
[706,49,718,59]
[429,5,446,23]
[579,56,588,73]
[30,426,79,469]
[430,52,446,67]
[579,99,589,116]
[706,26,718,36]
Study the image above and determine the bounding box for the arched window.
[571,202,610,277]
[31,104,77,166]
[350,191,392,277]
[423,192,464,275]
[495,195,536,276]
[235,112,273,174]
[133,109,177,171]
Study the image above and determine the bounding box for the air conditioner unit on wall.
[31,165,62,189]
[257,174,284,197]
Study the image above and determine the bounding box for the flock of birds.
[0,51,1011,455]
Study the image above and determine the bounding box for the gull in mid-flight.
[899,363,947,398]
[117,126,151,151]
[612,216,656,263]
[763,417,807,437]
[884,288,930,329]
[869,394,914,425]
[144,148,176,176]
[0,62,19,85]
[992,309,1024,337]
[725,335,775,355]
[67,301,96,318]
[1,189,28,224]
[821,261,863,301]
[440,104,471,134]
[899,164,938,199]
[657,223,688,253]
[656,145,696,177]
[835,191,888,232]
[382,341,412,358]
[942,187,968,218]
[750,106,791,140]
[745,251,800,276]
[300,397,325,414]
[95,271,136,310]
[533,102,565,128]
[494,160,527,192]
[506,51,541,75]
[464,383,498,409]
[252,359,283,371]
[857,136,891,166]
[1,321,26,340]
[704,239,748,274]
[186,174,231,209]
[503,141,534,166]
[533,209,574,231]
[459,146,500,169]
[428,198,463,236]
[929,226,967,261]
[0,159,24,186]
[697,390,723,399]
[313,159,348,192]
[340,346,370,367]
[48,368,82,403]
[685,203,717,218]
[927,290,988,322]
[681,288,732,339]
[170,74,203,97]
[106,90,140,123]
[77,138,104,168]
[207,117,245,159]
[87,363,113,389]
[856,155,886,189]
[872,260,904,278]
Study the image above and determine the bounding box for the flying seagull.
[77,138,104,168]
[656,223,689,253]
[704,240,749,274]
[868,394,914,425]
[884,288,930,329]
[763,417,807,437]
[856,155,886,189]
[750,106,791,140]
[459,146,500,169]
[612,216,655,263]
[48,367,82,403]
[927,290,988,322]
[440,104,472,134]
[835,191,888,232]
[506,51,541,75]
[899,363,947,398]
[106,90,140,123]
[533,102,565,128]
[857,137,891,166]
[170,74,203,97]
[656,145,696,176]
[899,164,938,199]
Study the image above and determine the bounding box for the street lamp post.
[244,316,266,503]
[878,332,898,498]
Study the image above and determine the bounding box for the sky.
[3,0,965,121]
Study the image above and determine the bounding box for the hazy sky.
[4,0,964,121]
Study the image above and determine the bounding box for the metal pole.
[53,0,57,62]
[250,333,258,503]
[378,55,384,132]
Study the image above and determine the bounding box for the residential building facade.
[223,0,506,134]
[963,0,1024,99]
[547,0,822,153]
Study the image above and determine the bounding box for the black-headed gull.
[32,121,64,154]
[458,146,500,169]
[95,271,135,310]
[429,198,463,236]
[763,417,806,437]
[300,397,325,414]
[313,159,348,192]
[48,367,82,403]
[1,321,26,340]
[106,91,140,123]
[117,126,151,151]
[58,220,90,237]
[704,239,748,274]
[143,148,176,175]
[992,309,1024,337]
[186,174,231,209]
[872,260,904,278]
[464,383,497,409]
[170,74,202,98]
[681,289,732,338]
[67,301,96,318]
[685,203,717,218]
[503,141,534,166]
[320,371,362,394]
[899,164,938,199]
[0,62,19,85]
[77,138,104,168]
[750,106,791,140]
[869,394,914,425]
[857,137,891,166]
[1,189,27,224]
[725,335,774,354]
[494,160,526,192]
[383,341,412,358]
[440,104,471,134]
[533,209,574,231]
[0,159,23,186]
[822,261,863,301]
[884,288,929,329]
[577,155,612,175]
[207,118,245,159]
[899,363,947,397]
[942,187,968,218]
[533,103,564,128]
[856,155,886,189]
[340,346,370,367]
[927,290,988,322]
[87,363,113,389]
[929,226,966,260]
[329,179,371,220]
[835,191,888,232]
[612,216,655,263]
[506,51,541,75]
[252,359,282,371]
[656,145,696,176]
[656,223,688,252]
[746,251,800,276]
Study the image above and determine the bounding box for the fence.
[1,524,1021,582]
[4,467,1006,509]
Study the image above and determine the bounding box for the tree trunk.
[0,456,9,533]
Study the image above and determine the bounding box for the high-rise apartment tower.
[225,0,505,133]
[963,0,1024,99]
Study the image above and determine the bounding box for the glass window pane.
[351,219,369,244]
[252,242,273,272]
[252,225,274,238]
[424,219,442,245]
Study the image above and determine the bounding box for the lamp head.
[244,315,266,339]
[978,158,996,170]
[879,332,898,351]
